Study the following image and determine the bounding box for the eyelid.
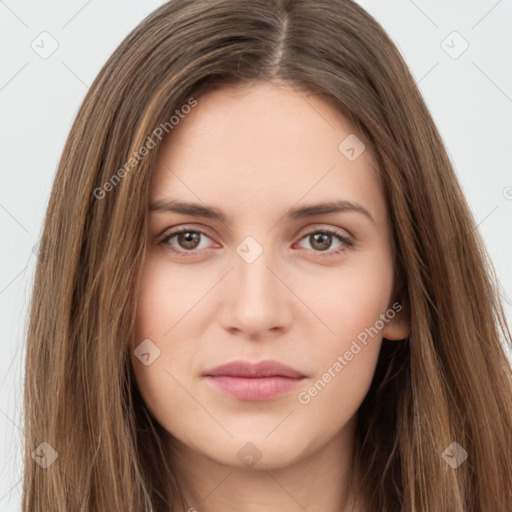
[157,223,353,241]
[295,223,354,241]
[157,223,216,241]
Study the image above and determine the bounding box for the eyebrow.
[149,199,375,224]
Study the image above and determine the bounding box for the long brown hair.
[23,0,512,510]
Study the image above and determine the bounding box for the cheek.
[291,277,392,443]
[132,254,215,423]
[132,259,180,415]
[296,252,394,348]
[134,253,206,341]
[291,251,394,402]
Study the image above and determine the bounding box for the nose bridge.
[223,234,290,334]
[234,234,278,301]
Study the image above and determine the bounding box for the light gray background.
[1,1,511,509]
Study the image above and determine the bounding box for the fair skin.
[132,80,410,512]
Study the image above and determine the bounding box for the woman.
[23,0,512,510]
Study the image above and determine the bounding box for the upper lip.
[202,359,306,379]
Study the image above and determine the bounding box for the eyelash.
[158,227,354,259]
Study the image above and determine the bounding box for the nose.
[219,243,293,339]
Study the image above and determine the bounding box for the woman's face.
[132,81,409,470]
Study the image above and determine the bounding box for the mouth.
[202,359,308,401]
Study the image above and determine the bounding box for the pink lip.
[202,360,307,401]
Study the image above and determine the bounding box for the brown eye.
[309,232,333,251]
[296,228,354,258]
[176,231,201,250]
[159,229,212,254]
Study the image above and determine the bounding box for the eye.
[158,228,214,256]
[295,228,354,258]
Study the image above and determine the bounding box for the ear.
[382,306,410,340]
[382,282,411,341]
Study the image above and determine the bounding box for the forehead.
[150,81,386,226]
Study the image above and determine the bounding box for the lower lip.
[204,375,305,401]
